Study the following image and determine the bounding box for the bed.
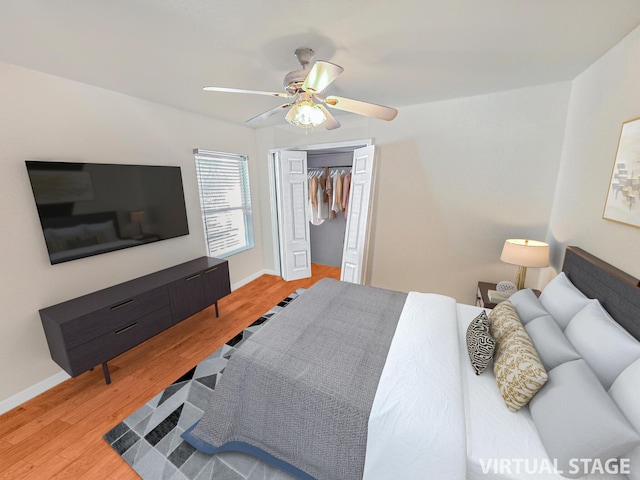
[182,246,640,480]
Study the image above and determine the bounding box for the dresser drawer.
[203,262,231,305]
[62,286,169,349]
[168,272,206,323]
[66,305,173,375]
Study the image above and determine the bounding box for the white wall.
[548,26,640,276]
[257,82,572,303]
[0,61,263,407]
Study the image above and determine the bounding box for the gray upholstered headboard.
[563,246,640,341]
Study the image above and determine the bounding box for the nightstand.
[476,281,540,309]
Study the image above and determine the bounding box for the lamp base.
[515,266,527,290]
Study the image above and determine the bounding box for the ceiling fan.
[203,47,398,130]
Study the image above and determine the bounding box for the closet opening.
[268,139,375,285]
[307,162,353,268]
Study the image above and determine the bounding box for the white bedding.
[364,294,627,480]
[364,293,467,480]
[457,303,560,480]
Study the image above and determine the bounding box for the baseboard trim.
[0,269,279,415]
[231,269,276,291]
[0,370,71,415]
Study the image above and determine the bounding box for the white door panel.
[340,145,375,284]
[276,151,311,281]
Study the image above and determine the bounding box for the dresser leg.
[215,301,219,317]
[102,362,111,384]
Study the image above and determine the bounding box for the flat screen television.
[26,161,190,264]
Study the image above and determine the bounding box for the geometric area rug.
[103,290,305,480]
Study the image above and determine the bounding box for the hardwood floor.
[0,264,340,480]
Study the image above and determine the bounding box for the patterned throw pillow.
[493,319,548,412]
[466,311,496,375]
[488,301,522,345]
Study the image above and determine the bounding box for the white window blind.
[194,149,254,258]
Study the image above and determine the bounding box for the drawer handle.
[186,273,201,281]
[115,322,138,335]
[204,267,218,274]
[110,299,134,311]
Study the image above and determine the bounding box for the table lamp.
[500,239,549,290]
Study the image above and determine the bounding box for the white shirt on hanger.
[317,176,329,221]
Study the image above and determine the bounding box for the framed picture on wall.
[603,117,640,228]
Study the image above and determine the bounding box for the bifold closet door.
[341,145,375,284]
[275,150,312,281]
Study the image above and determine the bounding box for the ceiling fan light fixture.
[285,100,326,129]
[203,47,397,129]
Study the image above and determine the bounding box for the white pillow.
[610,359,640,480]
[625,446,640,480]
[539,272,591,330]
[509,288,548,324]
[529,359,640,479]
[524,315,581,371]
[565,300,640,390]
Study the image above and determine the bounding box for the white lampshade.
[500,239,549,267]
[500,239,549,290]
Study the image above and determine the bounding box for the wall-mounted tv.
[26,161,190,265]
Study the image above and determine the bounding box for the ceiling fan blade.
[203,86,290,98]
[246,102,293,124]
[325,95,398,121]
[302,61,344,94]
[318,104,340,130]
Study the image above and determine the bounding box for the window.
[194,149,254,258]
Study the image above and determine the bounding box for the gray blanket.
[189,278,407,480]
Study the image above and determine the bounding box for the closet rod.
[307,165,352,169]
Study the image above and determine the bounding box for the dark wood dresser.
[39,256,230,383]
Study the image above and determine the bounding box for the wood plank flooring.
[0,264,340,480]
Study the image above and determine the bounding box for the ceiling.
[1,0,640,129]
